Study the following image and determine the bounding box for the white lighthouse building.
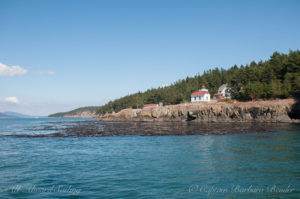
[191,86,211,102]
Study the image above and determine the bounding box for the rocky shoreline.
[99,99,300,123]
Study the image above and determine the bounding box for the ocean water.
[0,118,299,198]
[0,118,94,136]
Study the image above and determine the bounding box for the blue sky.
[0,0,299,115]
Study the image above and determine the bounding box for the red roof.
[144,104,158,107]
[191,91,208,96]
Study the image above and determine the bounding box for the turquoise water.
[0,118,299,198]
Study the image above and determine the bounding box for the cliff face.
[100,99,299,123]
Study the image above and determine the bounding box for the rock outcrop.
[100,99,299,123]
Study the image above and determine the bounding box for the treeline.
[96,50,300,114]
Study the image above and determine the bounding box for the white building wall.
[191,93,211,102]
[204,93,210,101]
[221,88,226,96]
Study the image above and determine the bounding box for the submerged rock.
[4,121,298,138]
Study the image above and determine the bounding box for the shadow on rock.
[289,94,300,119]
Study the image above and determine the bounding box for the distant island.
[49,50,300,121]
[0,112,41,119]
[0,113,15,119]
[48,106,100,118]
